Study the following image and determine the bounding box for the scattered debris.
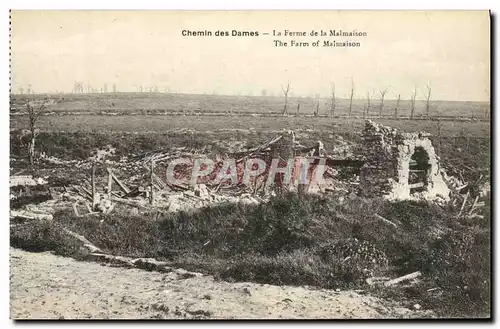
[10,210,53,221]
[10,175,48,187]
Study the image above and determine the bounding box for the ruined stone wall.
[359,120,450,201]
[358,120,398,197]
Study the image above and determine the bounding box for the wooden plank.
[84,201,93,214]
[373,214,398,228]
[409,182,425,189]
[384,271,421,287]
[73,202,80,217]
[458,190,470,217]
[10,210,53,221]
[469,196,479,215]
[80,185,93,198]
[62,228,102,253]
[107,171,113,197]
[106,168,131,194]
[152,173,166,189]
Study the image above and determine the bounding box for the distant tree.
[261,89,267,97]
[394,94,401,119]
[19,87,24,95]
[410,86,417,120]
[366,90,372,117]
[314,98,320,117]
[113,84,117,93]
[425,84,432,117]
[379,87,388,118]
[348,78,355,117]
[281,81,291,116]
[296,101,300,115]
[27,84,32,95]
[330,83,336,117]
[25,98,49,170]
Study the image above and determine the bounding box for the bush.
[10,221,82,257]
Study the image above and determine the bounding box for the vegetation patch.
[10,193,490,317]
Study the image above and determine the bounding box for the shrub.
[10,221,82,257]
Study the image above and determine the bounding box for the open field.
[10,93,491,119]
[10,114,491,137]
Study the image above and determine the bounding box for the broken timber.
[384,271,422,287]
[10,210,53,221]
[62,228,102,253]
[106,168,131,194]
[373,214,399,228]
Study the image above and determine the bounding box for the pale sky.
[10,10,490,101]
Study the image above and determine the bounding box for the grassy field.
[10,93,490,119]
[10,114,490,137]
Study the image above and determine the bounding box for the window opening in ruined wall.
[408,147,430,194]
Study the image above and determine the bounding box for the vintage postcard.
[9,10,491,320]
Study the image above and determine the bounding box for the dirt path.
[10,248,433,319]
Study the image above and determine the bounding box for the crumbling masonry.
[359,120,450,201]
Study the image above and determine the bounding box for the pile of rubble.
[10,121,488,222]
[10,130,358,220]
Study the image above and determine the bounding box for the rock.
[413,304,422,310]
[97,197,113,213]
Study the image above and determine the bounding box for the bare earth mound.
[9,248,433,319]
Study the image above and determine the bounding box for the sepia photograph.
[8,10,491,320]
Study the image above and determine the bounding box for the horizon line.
[8,91,490,104]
